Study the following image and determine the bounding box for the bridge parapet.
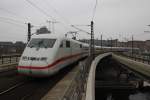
[85,53,112,100]
[0,55,20,65]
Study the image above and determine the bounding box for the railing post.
[2,56,3,64]
[16,56,18,62]
[9,56,11,63]
[148,55,150,64]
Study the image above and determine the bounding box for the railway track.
[0,68,17,77]
[0,60,80,100]
[0,81,26,95]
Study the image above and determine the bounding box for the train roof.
[31,33,88,46]
[32,33,65,39]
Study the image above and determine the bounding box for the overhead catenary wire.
[44,0,72,25]
[0,7,29,23]
[0,19,26,29]
[0,7,19,17]
[26,0,94,34]
[42,0,73,31]
[71,25,90,35]
[25,0,55,20]
[92,0,98,21]
[0,16,25,24]
[70,0,98,34]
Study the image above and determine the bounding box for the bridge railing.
[62,57,93,100]
[0,55,21,65]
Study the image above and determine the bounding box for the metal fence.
[62,57,93,100]
[0,55,21,65]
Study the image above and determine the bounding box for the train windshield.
[27,38,56,48]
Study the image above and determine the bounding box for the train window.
[66,41,70,48]
[27,38,56,48]
[80,44,82,48]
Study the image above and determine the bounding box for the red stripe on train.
[17,53,85,70]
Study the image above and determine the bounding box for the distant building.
[126,41,146,52]
[145,40,150,52]
[117,42,126,47]
[0,41,25,55]
[14,41,26,54]
[0,42,14,55]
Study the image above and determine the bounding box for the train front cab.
[18,38,58,77]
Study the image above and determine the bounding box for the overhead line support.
[90,21,94,59]
[27,23,31,43]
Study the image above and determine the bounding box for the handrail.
[0,54,21,65]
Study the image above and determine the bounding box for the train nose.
[18,68,49,77]
[18,56,49,77]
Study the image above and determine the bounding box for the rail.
[0,55,21,65]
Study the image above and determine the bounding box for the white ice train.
[17,33,139,77]
[17,34,89,77]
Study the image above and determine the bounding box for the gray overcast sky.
[0,0,150,42]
